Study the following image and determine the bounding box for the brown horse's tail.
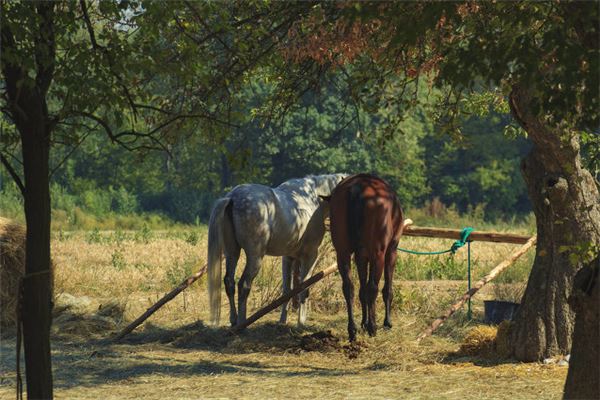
[347,184,364,252]
[207,197,231,326]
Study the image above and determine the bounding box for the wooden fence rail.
[403,226,531,244]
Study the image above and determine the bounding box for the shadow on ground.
[440,349,519,367]
[121,320,368,357]
[1,319,367,391]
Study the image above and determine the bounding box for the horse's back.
[227,182,320,256]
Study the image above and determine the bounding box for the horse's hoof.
[383,321,393,329]
[367,324,377,337]
[348,325,357,342]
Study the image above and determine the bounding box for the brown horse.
[323,174,406,341]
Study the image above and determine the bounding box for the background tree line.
[2,77,534,225]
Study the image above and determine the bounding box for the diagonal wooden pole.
[229,263,338,334]
[416,235,537,343]
[113,263,207,341]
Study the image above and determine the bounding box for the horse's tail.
[347,183,364,252]
[207,197,232,326]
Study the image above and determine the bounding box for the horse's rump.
[336,174,403,253]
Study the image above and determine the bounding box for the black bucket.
[484,300,519,325]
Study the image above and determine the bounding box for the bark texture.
[20,119,54,400]
[508,85,600,361]
[563,257,599,400]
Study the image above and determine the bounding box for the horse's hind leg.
[297,251,318,326]
[338,251,357,341]
[383,241,398,329]
[237,255,263,326]
[355,251,369,330]
[224,245,241,327]
[279,256,294,324]
[366,251,385,336]
[222,205,241,327]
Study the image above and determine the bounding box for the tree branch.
[0,8,27,122]
[49,130,92,178]
[79,0,137,119]
[34,2,57,95]
[183,1,232,53]
[71,109,238,156]
[0,152,25,195]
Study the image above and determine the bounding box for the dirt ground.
[0,287,567,400]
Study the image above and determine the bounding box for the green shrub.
[164,260,194,287]
[184,230,199,246]
[110,186,138,214]
[86,227,103,244]
[134,224,153,243]
[111,248,127,270]
[50,183,77,212]
[112,229,127,244]
[81,189,111,216]
[0,181,24,220]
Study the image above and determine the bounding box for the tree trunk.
[20,118,54,400]
[1,2,57,396]
[508,85,600,361]
[563,257,599,399]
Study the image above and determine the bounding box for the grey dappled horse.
[207,174,347,328]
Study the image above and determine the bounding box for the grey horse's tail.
[207,197,231,326]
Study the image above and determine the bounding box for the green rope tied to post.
[397,227,474,255]
[396,227,475,320]
[450,227,474,254]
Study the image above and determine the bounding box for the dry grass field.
[0,226,568,399]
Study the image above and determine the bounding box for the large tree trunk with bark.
[1,2,56,397]
[563,256,599,399]
[508,85,600,362]
[20,115,54,400]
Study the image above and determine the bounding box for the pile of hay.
[458,322,513,359]
[459,325,498,358]
[0,217,54,331]
[0,217,26,329]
